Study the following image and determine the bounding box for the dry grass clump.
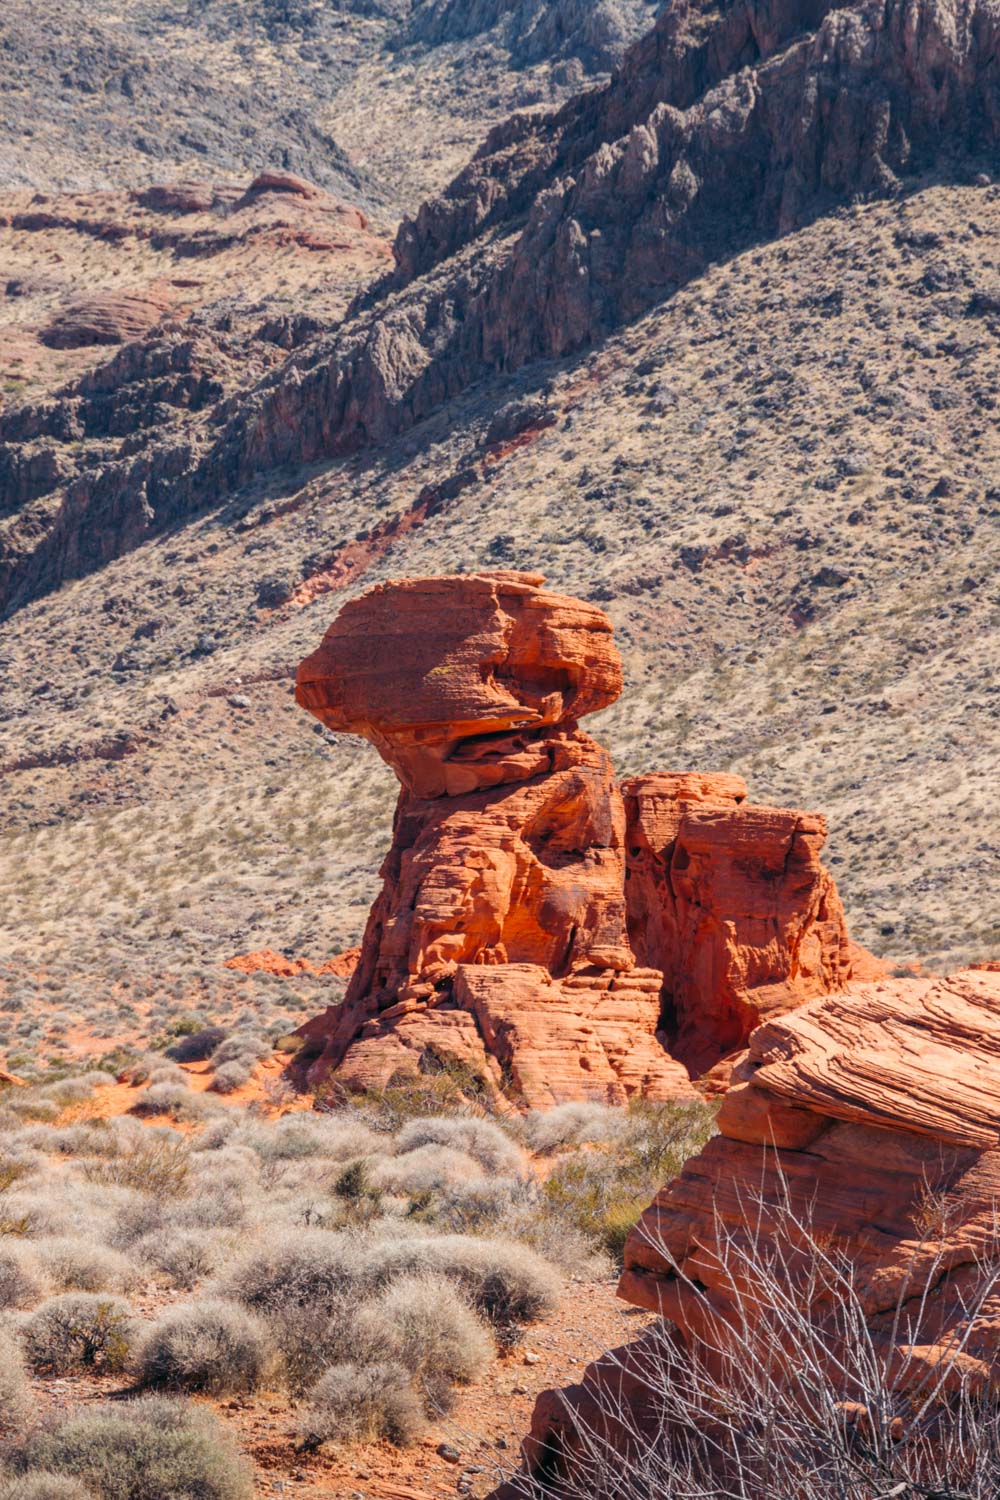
[370,1144,487,1194]
[521,1102,629,1154]
[21,1293,136,1374]
[394,1116,527,1176]
[0,1473,94,1500]
[34,1239,136,1294]
[0,1331,30,1439]
[134,1300,272,1395]
[133,1229,224,1290]
[0,1244,46,1310]
[16,1397,252,1500]
[355,1274,492,1392]
[298,1363,425,1450]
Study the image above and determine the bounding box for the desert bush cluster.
[0,1064,716,1496]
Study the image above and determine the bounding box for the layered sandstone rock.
[502,968,1000,1495]
[624,772,856,1075]
[294,570,695,1106]
[294,571,868,1104]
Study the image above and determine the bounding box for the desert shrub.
[134,1299,271,1395]
[521,1102,628,1154]
[299,1363,423,1449]
[0,1243,46,1309]
[145,1065,188,1087]
[128,1085,208,1123]
[209,1062,251,1096]
[83,1135,190,1197]
[172,1184,247,1231]
[356,1275,491,1391]
[216,1230,355,1313]
[541,1099,717,1264]
[20,1397,252,1500]
[395,1117,526,1176]
[209,1036,268,1068]
[371,1145,486,1194]
[362,1234,561,1326]
[164,1029,228,1063]
[190,1118,237,1152]
[35,1239,136,1294]
[0,1331,30,1438]
[252,1117,382,1164]
[0,1470,94,1494]
[134,1229,221,1290]
[21,1293,136,1373]
[0,1474,94,1500]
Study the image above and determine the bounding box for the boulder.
[499,968,1000,1494]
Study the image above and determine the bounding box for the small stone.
[437,1443,461,1463]
[228,694,250,709]
[523,1351,542,1365]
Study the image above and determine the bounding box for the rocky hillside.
[1,0,659,207]
[0,0,997,993]
[2,0,997,617]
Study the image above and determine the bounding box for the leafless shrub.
[505,1175,1000,1500]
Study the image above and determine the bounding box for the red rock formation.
[500,968,1000,1495]
[294,570,696,1107]
[624,772,860,1076]
[223,947,360,979]
[39,289,177,349]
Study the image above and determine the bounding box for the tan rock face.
[624,773,857,1074]
[294,570,695,1106]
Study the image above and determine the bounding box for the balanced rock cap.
[295,570,622,796]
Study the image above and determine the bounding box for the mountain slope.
[2,0,996,617]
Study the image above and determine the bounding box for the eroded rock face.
[294,570,870,1106]
[501,968,1000,1495]
[624,772,856,1075]
[294,570,695,1106]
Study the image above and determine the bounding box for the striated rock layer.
[294,571,863,1107]
[501,968,1000,1494]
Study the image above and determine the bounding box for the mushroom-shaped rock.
[293,572,695,1107]
[295,570,622,797]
